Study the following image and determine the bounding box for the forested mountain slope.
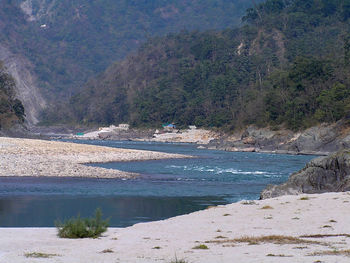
[0,0,259,104]
[0,62,25,130]
[70,0,350,130]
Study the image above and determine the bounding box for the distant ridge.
[68,0,350,131]
[0,0,260,123]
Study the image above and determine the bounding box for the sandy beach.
[0,137,189,178]
[1,192,349,262]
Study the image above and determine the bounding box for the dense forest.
[0,62,25,129]
[0,0,260,101]
[65,0,350,130]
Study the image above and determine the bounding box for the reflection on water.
[0,195,225,227]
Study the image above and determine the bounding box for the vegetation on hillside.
[68,0,350,130]
[0,62,25,129]
[0,0,260,101]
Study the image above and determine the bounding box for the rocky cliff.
[0,45,46,125]
[208,121,350,155]
[260,150,350,199]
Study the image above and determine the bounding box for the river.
[0,140,315,227]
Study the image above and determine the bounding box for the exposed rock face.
[20,0,57,22]
[208,121,350,155]
[0,45,46,125]
[260,150,350,199]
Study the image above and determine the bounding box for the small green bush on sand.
[25,252,59,258]
[192,244,209,249]
[56,208,109,238]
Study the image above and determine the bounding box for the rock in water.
[260,150,350,199]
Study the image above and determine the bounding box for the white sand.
[146,129,219,144]
[0,137,189,178]
[1,192,350,262]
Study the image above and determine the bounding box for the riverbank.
[0,137,189,178]
[1,192,349,262]
[38,120,350,156]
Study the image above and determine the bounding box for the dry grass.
[299,196,310,200]
[261,205,273,210]
[266,253,293,257]
[293,246,308,250]
[207,235,327,246]
[308,249,350,257]
[300,234,350,238]
[241,200,257,205]
[100,249,114,253]
[215,236,228,239]
[24,252,60,258]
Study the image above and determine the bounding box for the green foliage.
[315,83,350,122]
[24,252,59,258]
[56,208,109,239]
[0,62,25,129]
[67,0,350,131]
[1,0,263,105]
[192,244,209,249]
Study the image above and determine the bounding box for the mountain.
[0,0,261,124]
[69,0,350,130]
[0,62,25,130]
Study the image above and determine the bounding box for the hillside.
[69,0,350,130]
[0,0,260,109]
[0,62,25,130]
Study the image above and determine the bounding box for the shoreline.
[0,137,190,178]
[55,135,328,156]
[1,192,349,262]
[7,119,350,157]
[49,129,336,157]
[2,135,349,262]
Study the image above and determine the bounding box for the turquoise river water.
[0,140,315,227]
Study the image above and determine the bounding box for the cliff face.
[260,150,350,199]
[208,121,350,155]
[19,0,57,22]
[0,45,46,125]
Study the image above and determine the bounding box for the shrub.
[56,208,109,238]
[24,252,59,258]
[192,244,209,249]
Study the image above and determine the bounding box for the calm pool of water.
[0,140,316,227]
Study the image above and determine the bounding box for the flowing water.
[0,140,316,227]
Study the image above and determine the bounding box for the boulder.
[260,150,350,199]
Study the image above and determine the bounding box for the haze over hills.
[68,0,350,130]
[0,0,262,126]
